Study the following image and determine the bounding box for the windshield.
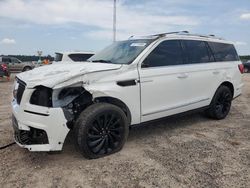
[88,39,153,64]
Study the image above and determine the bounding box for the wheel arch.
[22,66,32,72]
[94,96,132,125]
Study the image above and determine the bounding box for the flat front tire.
[74,103,129,159]
[206,85,233,120]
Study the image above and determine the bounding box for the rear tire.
[74,103,129,159]
[206,85,233,120]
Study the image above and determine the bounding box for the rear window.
[182,40,215,64]
[68,54,94,62]
[55,53,63,62]
[208,42,239,62]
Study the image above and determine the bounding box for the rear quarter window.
[208,42,239,62]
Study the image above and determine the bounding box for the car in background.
[54,51,95,62]
[0,56,35,72]
[243,60,250,73]
[0,63,10,79]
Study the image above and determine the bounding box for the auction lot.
[0,75,249,188]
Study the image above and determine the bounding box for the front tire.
[206,85,233,120]
[74,103,129,159]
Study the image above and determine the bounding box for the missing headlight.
[53,87,85,108]
[30,86,52,107]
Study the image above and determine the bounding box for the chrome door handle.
[213,71,220,75]
[177,74,188,79]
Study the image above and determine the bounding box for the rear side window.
[68,54,94,62]
[182,40,214,64]
[2,57,11,63]
[208,42,239,62]
[143,40,183,67]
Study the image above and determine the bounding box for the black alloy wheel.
[206,85,233,120]
[74,103,128,159]
[87,112,124,155]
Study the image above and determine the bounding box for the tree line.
[1,55,54,62]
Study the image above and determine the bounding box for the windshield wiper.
[91,60,113,64]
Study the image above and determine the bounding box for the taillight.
[238,64,244,74]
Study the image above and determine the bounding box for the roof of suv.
[129,31,233,44]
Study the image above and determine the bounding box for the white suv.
[12,32,243,159]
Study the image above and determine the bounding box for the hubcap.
[215,91,231,116]
[87,112,124,155]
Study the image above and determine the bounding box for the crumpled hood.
[17,62,122,88]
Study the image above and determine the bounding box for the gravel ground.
[0,74,249,188]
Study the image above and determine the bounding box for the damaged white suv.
[12,32,243,159]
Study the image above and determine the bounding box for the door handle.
[213,71,220,75]
[177,74,188,79]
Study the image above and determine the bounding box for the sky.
[0,0,249,56]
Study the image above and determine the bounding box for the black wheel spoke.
[88,137,103,147]
[107,114,115,128]
[92,139,105,153]
[91,124,100,133]
[88,133,102,139]
[110,118,121,128]
[110,131,121,140]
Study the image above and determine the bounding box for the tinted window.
[2,57,11,63]
[183,40,214,64]
[68,54,94,62]
[143,40,183,67]
[208,42,239,62]
[11,58,20,63]
[55,53,63,62]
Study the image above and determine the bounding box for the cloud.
[234,41,247,46]
[0,0,199,39]
[1,38,16,44]
[240,13,250,20]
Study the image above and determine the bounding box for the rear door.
[180,40,220,106]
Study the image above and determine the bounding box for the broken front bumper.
[12,97,70,151]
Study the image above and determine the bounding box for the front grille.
[16,79,26,104]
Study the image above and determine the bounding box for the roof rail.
[128,31,189,40]
[128,31,223,40]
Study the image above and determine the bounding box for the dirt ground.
[0,74,249,188]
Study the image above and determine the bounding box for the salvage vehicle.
[54,51,95,62]
[12,31,243,159]
[0,56,35,72]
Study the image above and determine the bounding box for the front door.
[139,40,191,122]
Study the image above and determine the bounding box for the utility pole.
[113,0,116,42]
